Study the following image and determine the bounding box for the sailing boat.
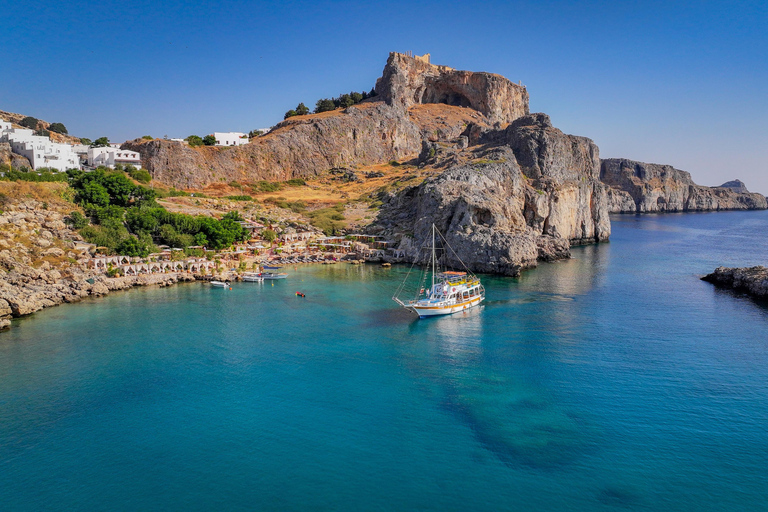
[392,224,485,318]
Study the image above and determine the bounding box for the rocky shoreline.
[701,266,768,301]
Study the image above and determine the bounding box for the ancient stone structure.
[375,52,529,125]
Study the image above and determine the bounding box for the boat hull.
[406,296,484,318]
[262,273,287,280]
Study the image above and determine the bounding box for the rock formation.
[370,114,610,276]
[374,52,529,125]
[717,179,749,194]
[0,194,195,330]
[702,266,768,301]
[0,142,31,169]
[124,52,528,189]
[600,158,767,213]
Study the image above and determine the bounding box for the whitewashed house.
[0,120,80,172]
[213,132,249,146]
[86,146,142,169]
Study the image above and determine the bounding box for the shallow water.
[1,211,767,511]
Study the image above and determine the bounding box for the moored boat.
[392,224,485,318]
[211,280,229,288]
[260,265,288,280]
[242,272,264,282]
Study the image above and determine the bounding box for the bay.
[1,211,767,511]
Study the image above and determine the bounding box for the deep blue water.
[1,211,767,511]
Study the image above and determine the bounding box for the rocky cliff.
[702,266,768,301]
[370,114,610,276]
[374,52,529,125]
[600,159,767,213]
[125,52,528,189]
[0,142,31,169]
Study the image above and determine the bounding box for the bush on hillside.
[48,123,68,134]
[20,117,38,129]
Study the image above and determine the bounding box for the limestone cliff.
[125,52,527,189]
[0,142,31,169]
[370,114,610,276]
[600,158,767,213]
[374,52,529,125]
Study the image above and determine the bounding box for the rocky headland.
[701,266,768,301]
[601,158,767,213]
[0,186,197,330]
[369,112,610,276]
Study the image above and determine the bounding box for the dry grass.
[0,181,78,213]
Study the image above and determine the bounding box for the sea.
[1,211,767,511]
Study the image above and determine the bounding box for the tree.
[79,138,92,146]
[295,102,310,116]
[337,94,354,108]
[117,236,150,258]
[91,137,110,148]
[248,129,264,138]
[350,92,363,103]
[20,117,38,129]
[79,181,110,207]
[369,87,377,97]
[34,129,50,137]
[284,109,297,119]
[314,98,336,113]
[186,135,203,147]
[48,123,68,134]
[141,135,153,140]
[202,135,216,146]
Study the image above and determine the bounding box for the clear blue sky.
[3,0,767,193]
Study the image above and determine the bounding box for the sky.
[3,0,767,193]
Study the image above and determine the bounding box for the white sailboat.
[392,224,485,318]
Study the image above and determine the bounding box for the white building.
[213,132,249,146]
[87,146,142,169]
[0,119,80,172]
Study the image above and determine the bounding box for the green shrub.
[284,178,306,186]
[128,168,152,183]
[226,195,253,201]
[262,229,277,243]
[254,180,282,193]
[186,135,203,147]
[48,122,68,134]
[308,204,346,235]
[141,135,153,140]
[20,116,38,129]
[66,211,89,229]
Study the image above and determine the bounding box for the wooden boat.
[392,224,485,318]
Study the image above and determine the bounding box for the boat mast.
[431,224,436,290]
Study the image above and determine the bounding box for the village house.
[86,145,142,169]
[0,119,80,172]
[213,132,249,146]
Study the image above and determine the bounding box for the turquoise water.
[1,211,768,511]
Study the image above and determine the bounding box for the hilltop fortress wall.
[375,52,529,126]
